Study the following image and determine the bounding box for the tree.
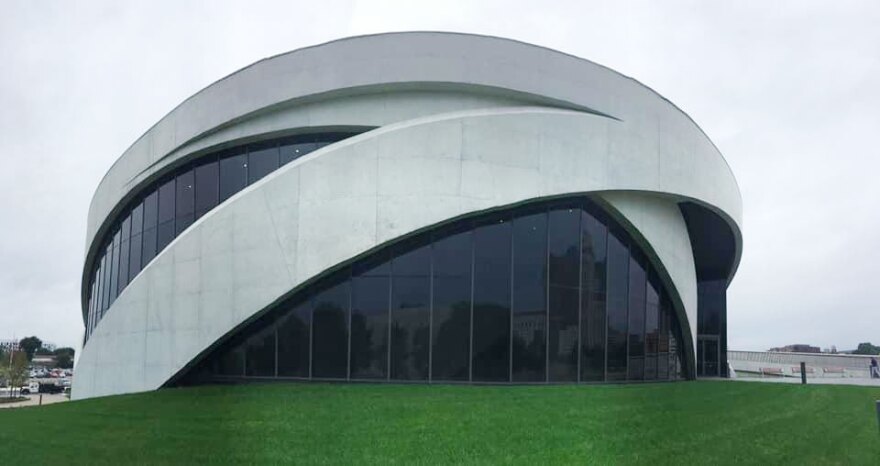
[853,342,880,355]
[53,347,75,369]
[2,351,28,398]
[18,336,42,361]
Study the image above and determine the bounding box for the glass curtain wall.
[179,197,688,386]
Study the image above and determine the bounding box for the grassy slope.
[0,381,878,465]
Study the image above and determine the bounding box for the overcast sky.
[1,1,878,352]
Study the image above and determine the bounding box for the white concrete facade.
[74,32,741,400]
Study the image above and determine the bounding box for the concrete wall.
[75,32,742,399]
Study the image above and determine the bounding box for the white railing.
[728,350,876,378]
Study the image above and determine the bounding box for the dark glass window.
[129,202,144,281]
[390,244,430,381]
[350,256,390,379]
[216,344,245,376]
[141,191,159,264]
[247,143,279,184]
[277,302,311,377]
[219,152,247,202]
[156,179,175,252]
[580,208,607,381]
[547,208,580,382]
[311,281,349,379]
[644,274,660,380]
[472,218,511,382]
[118,215,131,292]
[431,229,472,381]
[175,169,195,235]
[101,244,111,314]
[606,227,629,381]
[244,323,276,377]
[627,252,646,381]
[657,298,670,380]
[94,263,104,324]
[194,159,219,220]
[512,212,547,382]
[108,230,120,305]
[280,141,317,165]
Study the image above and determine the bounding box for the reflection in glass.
[472,218,511,382]
[548,208,579,382]
[311,281,349,378]
[431,229,472,381]
[351,257,390,379]
[391,244,430,381]
[580,208,607,381]
[245,323,276,377]
[277,302,310,377]
[606,228,629,381]
[512,212,547,382]
[628,252,646,381]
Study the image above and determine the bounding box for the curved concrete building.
[73,32,741,400]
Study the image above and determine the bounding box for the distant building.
[0,339,20,351]
[769,344,820,353]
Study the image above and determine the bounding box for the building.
[0,339,19,352]
[73,32,742,400]
[768,344,821,353]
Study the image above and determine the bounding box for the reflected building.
[73,33,742,399]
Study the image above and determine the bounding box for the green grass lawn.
[0,381,877,464]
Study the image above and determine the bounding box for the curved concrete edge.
[74,107,739,400]
[84,31,740,275]
[599,191,698,374]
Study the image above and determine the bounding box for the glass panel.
[277,302,311,377]
[194,159,219,220]
[244,322,276,377]
[219,152,247,202]
[644,274,660,380]
[156,178,175,252]
[118,215,131,291]
[431,229,472,381]
[129,232,142,283]
[216,344,245,376]
[657,297,670,379]
[548,208,579,382]
[101,244,111,314]
[175,169,195,235]
[350,256,390,379]
[472,218,511,382]
[141,191,159,265]
[390,244,430,381]
[311,280,349,379]
[580,207,607,381]
[247,143,279,184]
[280,141,317,165]
[129,202,144,281]
[606,227,628,381]
[96,258,105,317]
[108,230,120,305]
[628,252,646,381]
[511,212,547,382]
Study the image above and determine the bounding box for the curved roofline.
[92,31,739,203]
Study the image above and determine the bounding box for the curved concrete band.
[75,33,741,400]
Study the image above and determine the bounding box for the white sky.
[1,1,878,351]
